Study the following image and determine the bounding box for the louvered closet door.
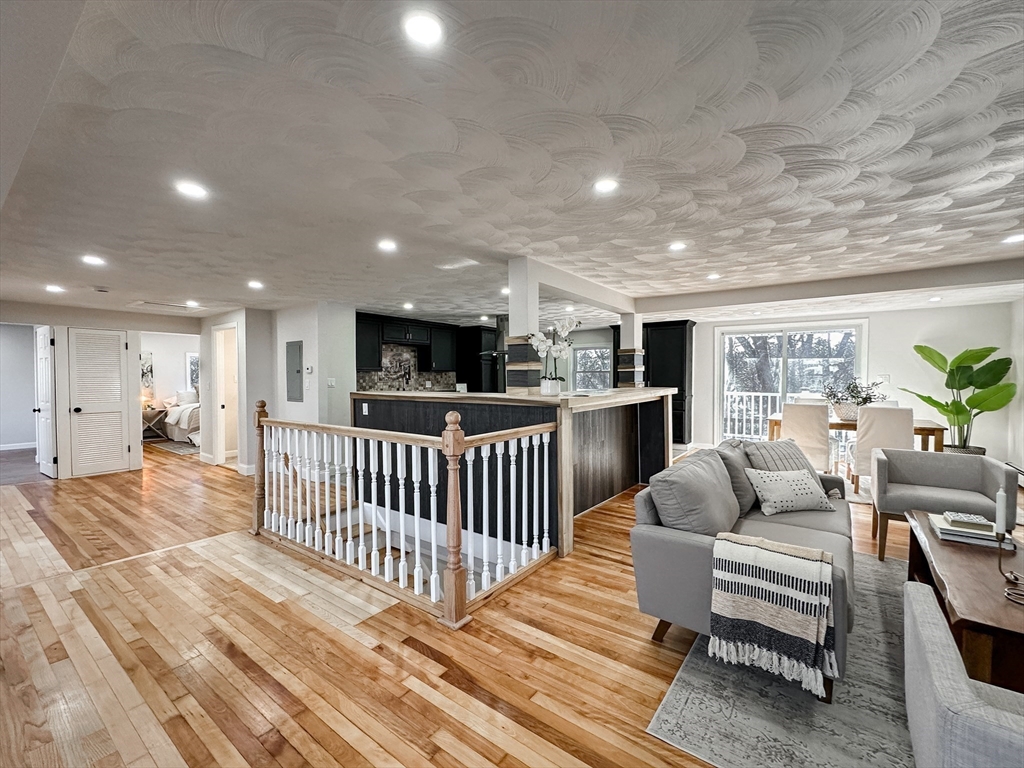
[69,328,130,476]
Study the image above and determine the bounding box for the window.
[574,347,612,391]
[719,324,862,441]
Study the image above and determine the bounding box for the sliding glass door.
[721,326,859,441]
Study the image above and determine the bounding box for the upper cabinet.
[356,318,382,370]
[382,321,430,345]
[356,312,458,372]
[425,327,456,371]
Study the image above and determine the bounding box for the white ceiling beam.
[527,258,636,315]
[635,259,1024,314]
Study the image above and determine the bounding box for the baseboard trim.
[0,442,35,452]
[199,452,216,465]
[237,463,255,476]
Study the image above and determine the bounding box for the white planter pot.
[540,379,560,396]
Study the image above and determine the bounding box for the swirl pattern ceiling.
[0,0,1021,325]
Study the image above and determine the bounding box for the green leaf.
[912,345,948,373]
[971,357,1012,389]
[944,365,974,391]
[945,400,972,427]
[899,388,950,413]
[965,383,1017,412]
[949,347,998,368]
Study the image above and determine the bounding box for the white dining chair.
[848,405,914,494]
[781,403,831,472]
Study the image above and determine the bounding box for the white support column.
[618,312,645,388]
[508,257,540,338]
[620,312,644,349]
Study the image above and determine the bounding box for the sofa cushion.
[730,517,855,627]
[742,499,853,539]
[745,439,824,490]
[649,449,740,536]
[715,439,758,515]
[881,483,995,519]
[744,468,836,515]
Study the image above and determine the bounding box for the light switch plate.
[362,403,369,416]
[877,373,891,383]
[425,381,432,388]
[327,378,336,388]
[304,378,310,390]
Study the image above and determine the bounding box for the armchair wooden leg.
[818,677,834,704]
[845,463,851,480]
[877,514,889,561]
[871,503,878,539]
[853,475,860,495]
[652,620,672,642]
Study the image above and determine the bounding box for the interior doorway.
[213,325,239,468]
[34,326,57,478]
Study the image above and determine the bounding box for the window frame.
[572,345,614,391]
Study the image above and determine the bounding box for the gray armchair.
[871,448,1017,560]
[904,582,1024,768]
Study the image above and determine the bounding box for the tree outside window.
[574,347,612,390]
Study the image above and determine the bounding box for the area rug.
[647,553,913,768]
[149,440,200,456]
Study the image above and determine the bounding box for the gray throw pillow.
[715,439,757,515]
[744,439,824,490]
[649,449,740,536]
[743,468,836,515]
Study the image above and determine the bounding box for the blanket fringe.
[708,637,837,698]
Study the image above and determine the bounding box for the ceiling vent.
[126,300,201,314]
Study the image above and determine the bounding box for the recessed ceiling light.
[707,273,721,280]
[593,178,618,194]
[174,179,209,200]
[248,280,263,289]
[752,311,762,316]
[480,315,489,321]
[403,11,443,47]
[81,254,105,266]
[929,296,942,302]
[377,238,397,252]
[45,285,64,293]
[403,302,414,310]
[1002,233,1024,244]
[565,305,575,312]
[185,300,199,307]
[669,241,686,251]
[501,287,510,295]
[548,326,555,332]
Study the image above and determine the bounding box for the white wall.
[0,301,201,334]
[140,332,199,404]
[1008,298,1024,474]
[0,323,36,448]
[691,301,1019,462]
[273,304,320,423]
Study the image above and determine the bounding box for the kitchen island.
[351,388,676,554]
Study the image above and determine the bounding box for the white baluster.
[520,436,530,567]
[481,444,491,591]
[531,434,540,560]
[286,429,296,539]
[412,445,424,595]
[344,436,354,563]
[303,430,313,546]
[495,441,505,582]
[508,439,518,575]
[322,433,333,555]
[275,428,284,534]
[383,441,394,582]
[263,426,272,529]
[370,439,380,575]
[542,432,551,553]
[356,437,366,570]
[313,432,323,552]
[397,445,408,588]
[333,435,342,558]
[466,447,476,599]
[429,448,440,602]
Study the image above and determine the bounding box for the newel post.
[440,411,471,629]
[252,400,268,535]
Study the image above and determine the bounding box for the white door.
[69,328,130,476]
[34,326,57,478]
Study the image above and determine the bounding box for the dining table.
[766,412,947,451]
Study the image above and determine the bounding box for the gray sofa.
[631,441,854,679]
[904,582,1024,768]
[872,448,1017,560]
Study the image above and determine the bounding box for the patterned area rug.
[647,553,913,768]
[149,440,200,456]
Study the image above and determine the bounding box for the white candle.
[995,486,1006,534]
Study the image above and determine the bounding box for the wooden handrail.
[462,421,558,449]
[261,418,443,449]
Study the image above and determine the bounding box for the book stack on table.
[929,511,1016,551]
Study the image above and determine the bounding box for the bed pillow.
[744,439,824,490]
[648,449,740,536]
[162,396,178,408]
[176,390,199,405]
[743,468,836,516]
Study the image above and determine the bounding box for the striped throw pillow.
[744,439,824,490]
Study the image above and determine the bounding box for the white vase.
[540,379,560,396]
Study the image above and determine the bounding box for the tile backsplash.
[356,344,456,392]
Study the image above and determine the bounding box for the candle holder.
[994,532,1024,606]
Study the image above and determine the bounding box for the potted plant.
[822,378,888,421]
[528,317,581,396]
[901,345,1017,454]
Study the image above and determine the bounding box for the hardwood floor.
[0,445,929,768]
[0,449,50,486]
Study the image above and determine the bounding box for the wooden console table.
[907,509,1024,693]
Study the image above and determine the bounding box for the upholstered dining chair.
[780,403,831,472]
[847,405,914,494]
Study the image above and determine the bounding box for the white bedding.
[165,402,200,426]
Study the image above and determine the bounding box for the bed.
[164,402,200,442]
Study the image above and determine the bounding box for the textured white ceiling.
[0,0,1022,327]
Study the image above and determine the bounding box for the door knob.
[32,408,41,413]
[73,407,82,413]
[221,404,226,409]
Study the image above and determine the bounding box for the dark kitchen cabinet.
[642,319,695,444]
[382,321,430,345]
[456,326,500,392]
[356,318,382,370]
[424,327,456,371]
